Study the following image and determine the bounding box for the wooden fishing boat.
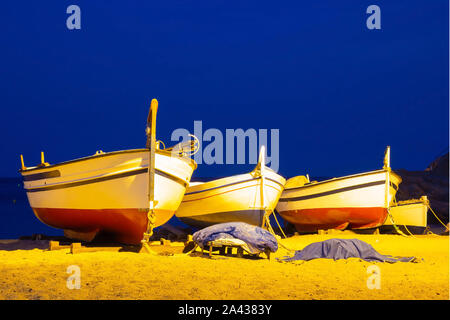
[381,196,428,234]
[175,147,286,228]
[19,99,197,245]
[277,147,402,232]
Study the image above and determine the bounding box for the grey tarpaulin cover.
[193,222,278,254]
[279,238,416,263]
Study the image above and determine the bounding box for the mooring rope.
[263,214,296,252]
[386,208,414,238]
[271,210,288,239]
[427,203,448,230]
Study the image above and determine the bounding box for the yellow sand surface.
[0,234,448,300]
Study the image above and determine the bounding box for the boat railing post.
[20,155,26,171]
[383,146,391,170]
[258,146,267,229]
[141,98,159,253]
[384,146,391,209]
[38,151,50,167]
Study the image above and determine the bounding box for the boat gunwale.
[24,167,189,193]
[185,170,286,196]
[184,176,284,198]
[392,200,428,207]
[279,180,396,202]
[283,169,402,192]
[19,148,197,174]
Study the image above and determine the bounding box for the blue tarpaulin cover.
[193,222,278,254]
[279,238,416,263]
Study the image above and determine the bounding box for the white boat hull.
[277,169,402,232]
[20,149,196,244]
[176,168,286,228]
[382,197,428,233]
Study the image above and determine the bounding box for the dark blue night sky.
[0,1,448,180]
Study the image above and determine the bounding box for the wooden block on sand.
[48,241,71,251]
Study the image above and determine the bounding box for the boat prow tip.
[19,154,27,171]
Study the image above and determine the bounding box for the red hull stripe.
[279,207,388,232]
[25,167,186,193]
[33,207,174,245]
[279,180,385,202]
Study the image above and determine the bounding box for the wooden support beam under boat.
[47,240,188,255]
[204,241,272,260]
[48,241,71,251]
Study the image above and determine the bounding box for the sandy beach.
[0,233,448,300]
